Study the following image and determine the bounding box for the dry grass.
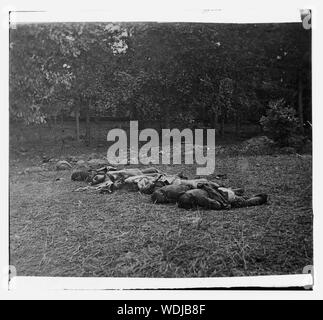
[9,142,312,277]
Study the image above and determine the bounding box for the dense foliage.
[260,99,302,147]
[9,21,311,142]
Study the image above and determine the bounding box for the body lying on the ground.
[72,167,187,193]
[151,182,267,210]
[177,186,268,210]
[71,166,268,210]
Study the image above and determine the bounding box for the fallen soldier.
[71,166,116,183]
[178,184,268,210]
[123,172,189,194]
[152,181,267,210]
[72,167,160,193]
[71,166,268,210]
[106,167,160,181]
[151,179,222,204]
[71,166,157,184]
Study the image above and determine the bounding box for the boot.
[246,193,268,206]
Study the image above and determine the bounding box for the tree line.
[9,22,311,144]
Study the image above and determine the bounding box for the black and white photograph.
[1,1,321,299]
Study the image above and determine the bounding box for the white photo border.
[1,0,321,299]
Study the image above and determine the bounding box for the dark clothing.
[151,185,192,204]
[178,189,223,210]
[71,170,93,182]
[178,190,268,210]
[230,193,268,208]
[71,166,268,210]
[178,182,267,210]
[197,182,230,209]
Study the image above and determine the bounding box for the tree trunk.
[213,109,219,134]
[75,105,80,143]
[298,73,305,134]
[235,112,241,137]
[220,115,225,137]
[85,104,91,146]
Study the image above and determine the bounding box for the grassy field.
[9,129,312,278]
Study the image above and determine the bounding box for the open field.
[9,133,312,277]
